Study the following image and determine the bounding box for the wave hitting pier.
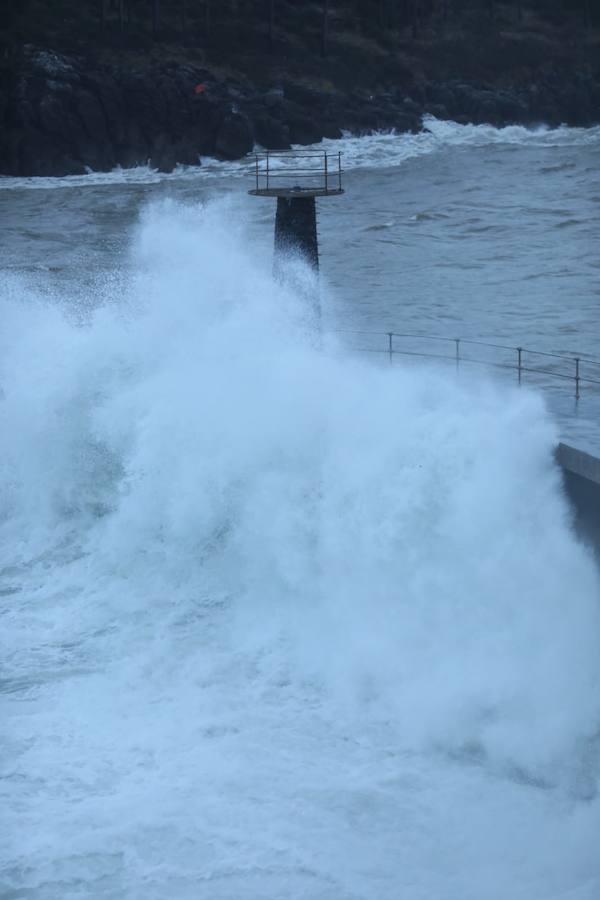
[249,150,343,274]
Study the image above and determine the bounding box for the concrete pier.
[557,442,600,554]
[556,442,600,485]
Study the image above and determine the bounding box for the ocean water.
[2,116,599,444]
[1,121,600,899]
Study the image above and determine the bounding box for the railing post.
[266,152,269,191]
[255,154,259,192]
[517,347,522,385]
[324,152,328,192]
[338,151,342,191]
[455,338,460,372]
[575,357,580,400]
[388,332,393,365]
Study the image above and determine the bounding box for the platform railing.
[335,329,600,400]
[252,149,343,194]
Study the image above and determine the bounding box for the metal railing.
[335,329,600,400]
[251,149,343,194]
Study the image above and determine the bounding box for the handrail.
[255,150,329,156]
[251,149,343,194]
[332,329,600,399]
[335,329,600,366]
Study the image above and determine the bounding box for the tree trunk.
[181,0,187,34]
[118,0,125,32]
[268,0,274,52]
[321,0,329,57]
[583,0,591,29]
[152,0,160,37]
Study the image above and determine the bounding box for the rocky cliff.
[1,2,599,176]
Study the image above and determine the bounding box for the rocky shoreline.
[1,45,599,178]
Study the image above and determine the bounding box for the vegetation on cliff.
[1,1,599,176]
[3,1,599,83]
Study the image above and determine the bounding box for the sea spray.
[1,198,600,899]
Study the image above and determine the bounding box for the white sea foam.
[1,118,599,191]
[1,199,600,899]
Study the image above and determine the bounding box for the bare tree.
[321,0,329,57]
[268,0,275,52]
[181,0,187,34]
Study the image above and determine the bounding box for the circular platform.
[248,187,344,198]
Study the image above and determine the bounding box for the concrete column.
[274,196,319,273]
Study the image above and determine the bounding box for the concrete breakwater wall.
[557,443,600,555]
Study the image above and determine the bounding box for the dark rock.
[73,90,115,170]
[174,142,201,167]
[393,112,422,133]
[149,133,177,172]
[283,81,323,108]
[20,129,86,176]
[38,89,75,136]
[76,90,109,143]
[494,91,529,124]
[149,131,201,172]
[184,120,217,158]
[558,83,593,126]
[425,103,449,120]
[159,132,202,167]
[321,121,343,140]
[474,96,502,125]
[264,87,285,110]
[215,113,253,159]
[2,38,599,178]
[254,113,291,150]
[287,111,323,146]
[402,96,422,117]
[426,83,456,112]
[0,131,22,176]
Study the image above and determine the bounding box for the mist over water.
[2,187,600,898]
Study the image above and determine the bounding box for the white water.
[2,116,599,191]
[2,197,600,898]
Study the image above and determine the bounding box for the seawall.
[557,442,600,556]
